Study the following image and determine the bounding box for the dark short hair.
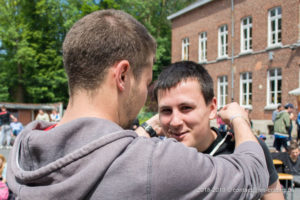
[284,103,294,109]
[153,61,214,105]
[63,9,156,96]
[289,142,299,152]
[277,105,282,109]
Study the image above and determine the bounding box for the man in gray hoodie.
[7,9,269,200]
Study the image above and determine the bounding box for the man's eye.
[181,106,192,111]
[160,109,171,115]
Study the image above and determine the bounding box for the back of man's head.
[63,9,156,96]
[153,61,214,105]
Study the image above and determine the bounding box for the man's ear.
[208,97,217,120]
[114,60,131,92]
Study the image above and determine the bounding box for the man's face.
[289,148,299,161]
[124,58,153,128]
[157,79,217,151]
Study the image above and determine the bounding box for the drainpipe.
[231,0,235,102]
[231,0,234,102]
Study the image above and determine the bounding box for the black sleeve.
[257,137,278,186]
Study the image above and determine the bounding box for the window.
[218,25,228,58]
[268,7,282,47]
[218,76,228,108]
[198,32,207,62]
[240,72,252,107]
[182,37,189,60]
[241,17,252,52]
[267,68,282,106]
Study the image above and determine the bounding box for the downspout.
[231,0,235,102]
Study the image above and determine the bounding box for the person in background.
[297,110,300,142]
[50,109,61,123]
[10,118,23,137]
[35,109,50,122]
[153,61,283,199]
[273,103,293,152]
[216,109,226,132]
[0,106,15,148]
[272,105,283,123]
[0,154,9,200]
[272,141,300,187]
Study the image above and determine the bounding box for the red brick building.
[168,0,300,134]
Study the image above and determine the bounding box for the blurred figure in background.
[35,109,49,122]
[0,106,15,148]
[10,118,23,137]
[273,104,293,152]
[50,109,61,123]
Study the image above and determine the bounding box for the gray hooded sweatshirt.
[7,118,268,200]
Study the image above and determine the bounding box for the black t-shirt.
[271,152,300,175]
[203,127,278,186]
[0,111,10,125]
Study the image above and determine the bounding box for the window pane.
[272,21,276,31]
[271,80,275,91]
[249,17,252,23]
[278,92,282,104]
[278,7,282,15]
[278,18,282,30]
[242,73,247,79]
[243,84,247,93]
[277,68,282,75]
[270,69,275,76]
[271,9,275,17]
[243,95,247,105]
[278,32,282,43]
[278,79,282,91]
[249,82,252,93]
[249,72,252,79]
[271,93,275,104]
[244,29,247,38]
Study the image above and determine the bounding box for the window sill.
[266,44,283,51]
[216,56,228,61]
[241,105,253,110]
[239,50,253,56]
[264,105,278,110]
[199,60,207,64]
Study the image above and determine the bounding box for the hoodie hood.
[7,118,137,200]
[275,110,286,120]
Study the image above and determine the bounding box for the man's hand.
[218,102,257,147]
[135,114,163,137]
[217,102,250,128]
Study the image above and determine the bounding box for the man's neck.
[58,90,119,127]
[197,128,218,152]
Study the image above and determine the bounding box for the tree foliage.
[0,0,195,104]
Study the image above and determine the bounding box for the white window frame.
[268,7,282,47]
[217,76,228,109]
[240,17,252,53]
[239,72,252,108]
[198,32,207,62]
[181,37,189,60]
[218,25,228,58]
[267,68,282,106]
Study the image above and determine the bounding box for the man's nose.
[169,112,183,127]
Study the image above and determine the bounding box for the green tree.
[0,0,195,105]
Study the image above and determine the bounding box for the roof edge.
[167,0,213,20]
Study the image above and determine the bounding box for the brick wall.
[170,0,300,133]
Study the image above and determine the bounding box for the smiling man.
[153,61,284,199]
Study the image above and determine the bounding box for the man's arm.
[261,180,284,200]
[217,102,258,147]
